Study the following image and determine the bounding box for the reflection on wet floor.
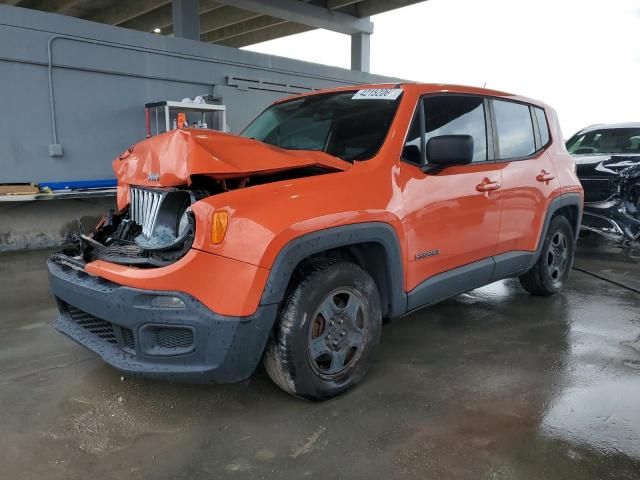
[541,262,640,460]
[0,238,639,480]
[575,234,640,291]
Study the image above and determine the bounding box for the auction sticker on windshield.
[352,88,403,100]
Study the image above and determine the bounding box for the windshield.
[566,128,640,155]
[240,90,402,162]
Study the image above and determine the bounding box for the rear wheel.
[519,215,575,296]
[263,259,382,401]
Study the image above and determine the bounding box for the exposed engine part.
[59,165,338,268]
[219,177,249,191]
[65,187,196,268]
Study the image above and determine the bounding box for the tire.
[263,259,382,401]
[519,215,575,296]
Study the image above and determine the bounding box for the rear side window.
[423,96,487,162]
[534,107,550,146]
[493,100,536,159]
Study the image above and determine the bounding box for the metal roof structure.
[2,0,425,71]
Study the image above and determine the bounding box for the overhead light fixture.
[153,27,161,33]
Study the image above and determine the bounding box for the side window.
[493,100,536,159]
[533,107,550,146]
[402,107,422,164]
[423,96,487,162]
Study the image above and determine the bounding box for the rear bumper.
[48,257,278,383]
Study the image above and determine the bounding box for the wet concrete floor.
[1,239,639,479]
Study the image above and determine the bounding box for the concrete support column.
[172,0,200,40]
[350,30,370,73]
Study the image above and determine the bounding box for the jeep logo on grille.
[147,172,160,182]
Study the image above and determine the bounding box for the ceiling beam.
[213,0,373,35]
[21,0,83,13]
[202,15,286,43]
[85,0,172,26]
[199,5,261,34]
[116,4,173,32]
[114,0,221,34]
[218,22,313,48]
[326,0,361,10]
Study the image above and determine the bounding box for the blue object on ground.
[39,179,117,191]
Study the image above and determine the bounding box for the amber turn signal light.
[211,211,229,244]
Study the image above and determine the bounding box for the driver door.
[400,94,502,306]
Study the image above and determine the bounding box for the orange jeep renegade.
[49,84,583,400]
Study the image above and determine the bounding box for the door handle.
[536,170,555,182]
[476,178,502,193]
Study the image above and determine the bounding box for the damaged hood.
[575,154,640,178]
[113,129,350,186]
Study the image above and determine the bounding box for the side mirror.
[425,135,474,171]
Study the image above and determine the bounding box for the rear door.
[490,99,560,276]
[400,94,503,298]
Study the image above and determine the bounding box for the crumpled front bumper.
[582,201,640,242]
[48,256,278,383]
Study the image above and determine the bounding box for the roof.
[274,82,547,108]
[2,0,425,47]
[577,122,640,134]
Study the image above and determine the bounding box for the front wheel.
[519,215,575,296]
[263,259,382,401]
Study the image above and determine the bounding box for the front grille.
[580,177,618,202]
[65,304,117,344]
[62,302,136,351]
[130,187,165,238]
[122,327,135,349]
[155,327,194,349]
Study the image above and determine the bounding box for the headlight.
[178,207,191,238]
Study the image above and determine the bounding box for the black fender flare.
[528,192,583,268]
[259,222,408,317]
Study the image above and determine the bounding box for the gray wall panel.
[215,85,286,132]
[1,61,52,175]
[51,68,213,175]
